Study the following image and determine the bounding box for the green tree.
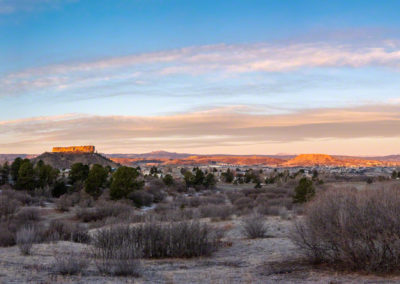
[16,160,36,191]
[293,177,315,203]
[35,160,59,188]
[312,169,319,179]
[110,166,143,200]
[254,182,262,189]
[85,164,108,198]
[52,180,68,198]
[163,174,174,186]
[392,171,398,179]
[203,173,216,188]
[69,163,89,184]
[150,166,159,176]
[222,168,234,183]
[10,157,23,183]
[0,162,10,185]
[193,168,205,185]
[244,170,253,183]
[184,171,194,187]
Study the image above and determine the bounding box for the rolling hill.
[32,152,119,169]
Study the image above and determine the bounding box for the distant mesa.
[52,145,95,153]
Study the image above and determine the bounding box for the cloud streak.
[2,40,400,97]
[1,105,400,154]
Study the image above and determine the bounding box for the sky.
[1,0,400,155]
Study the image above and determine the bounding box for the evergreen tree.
[293,177,315,203]
[163,174,174,186]
[35,160,58,188]
[85,164,108,198]
[16,160,36,191]
[222,168,234,183]
[0,162,10,185]
[69,163,89,184]
[110,166,143,199]
[10,157,23,183]
[203,173,216,188]
[193,168,205,185]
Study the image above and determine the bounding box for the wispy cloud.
[1,105,400,153]
[0,0,76,14]
[2,40,400,97]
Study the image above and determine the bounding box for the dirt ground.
[2,216,400,284]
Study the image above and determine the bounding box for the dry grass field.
[1,179,400,283]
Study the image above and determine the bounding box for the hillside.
[283,154,393,167]
[32,152,119,169]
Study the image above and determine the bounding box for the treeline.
[0,158,59,193]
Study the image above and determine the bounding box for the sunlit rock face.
[52,145,95,153]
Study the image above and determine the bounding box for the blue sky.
[1,0,400,154]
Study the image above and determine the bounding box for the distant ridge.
[107,151,400,167]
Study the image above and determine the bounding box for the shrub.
[0,195,21,220]
[128,190,153,208]
[92,220,222,259]
[199,204,233,220]
[293,177,315,203]
[93,240,142,277]
[56,195,71,211]
[291,187,400,272]
[16,225,37,255]
[76,201,132,223]
[15,207,41,223]
[45,220,90,243]
[52,251,89,275]
[0,223,15,246]
[233,197,254,214]
[242,214,268,239]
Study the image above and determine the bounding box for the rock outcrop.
[52,145,95,153]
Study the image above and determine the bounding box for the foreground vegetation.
[1,157,400,282]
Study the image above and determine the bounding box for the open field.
[2,177,400,283]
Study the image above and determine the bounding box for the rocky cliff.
[52,145,95,153]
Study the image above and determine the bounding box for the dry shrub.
[92,220,222,259]
[291,187,400,272]
[93,240,142,277]
[0,195,21,220]
[45,220,90,243]
[15,207,41,223]
[92,226,142,276]
[242,214,268,239]
[76,201,132,223]
[226,191,244,204]
[200,194,226,205]
[16,225,37,255]
[0,223,15,246]
[199,204,233,221]
[1,190,34,206]
[128,190,153,207]
[52,251,89,275]
[56,195,72,212]
[233,197,254,214]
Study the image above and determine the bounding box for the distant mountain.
[32,152,119,169]
[362,155,400,162]
[0,154,37,164]
[107,151,400,167]
[107,150,192,159]
[164,155,284,166]
[2,151,400,167]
